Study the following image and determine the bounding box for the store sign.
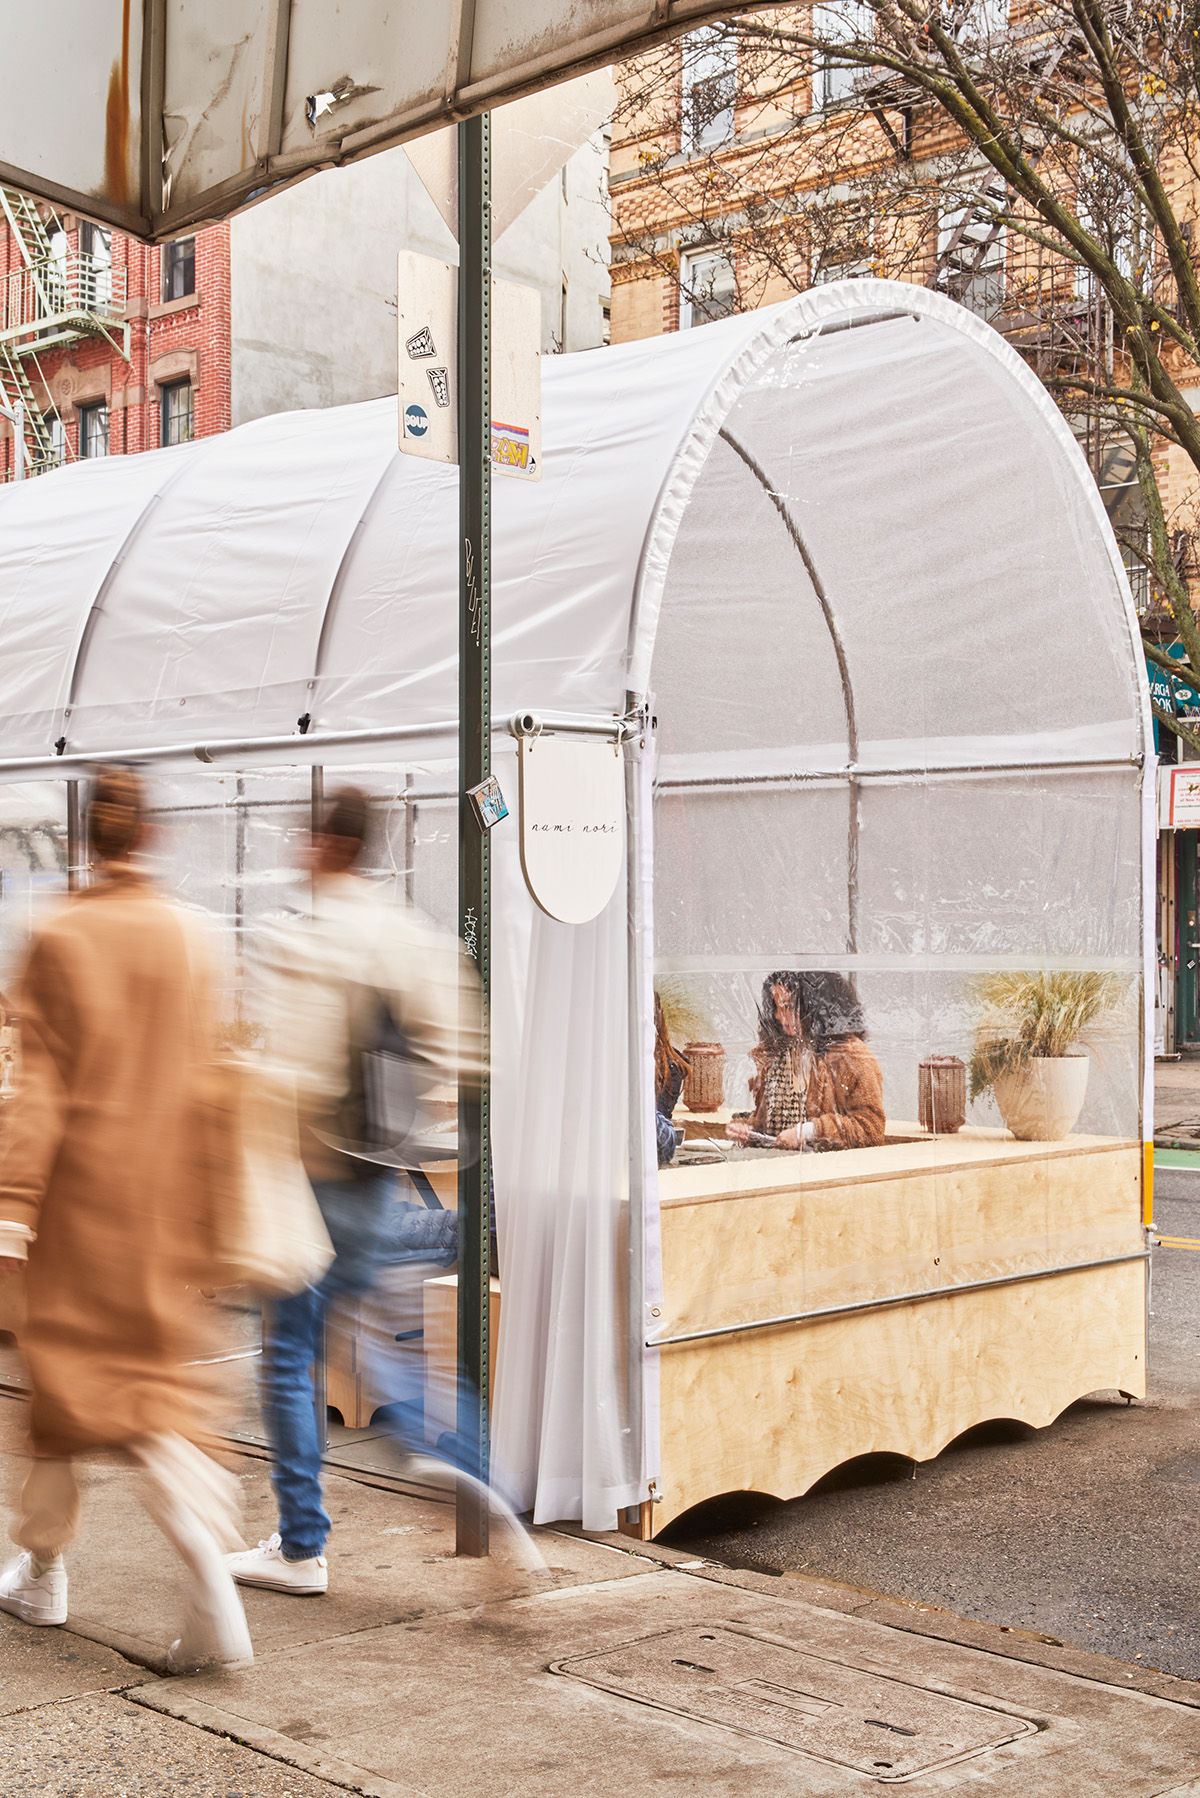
[398,251,541,479]
[517,736,623,925]
[1148,659,1175,713]
[1161,765,1200,828]
[1166,647,1200,720]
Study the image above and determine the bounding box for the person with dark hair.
[0,768,253,1672]
[726,970,885,1152]
[654,994,690,1166]
[226,785,483,1596]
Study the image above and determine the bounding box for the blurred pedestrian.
[0,769,252,1672]
[227,785,480,1596]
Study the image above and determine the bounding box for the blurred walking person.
[0,769,253,1672]
[227,786,480,1596]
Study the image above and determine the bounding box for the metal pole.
[66,780,83,890]
[624,694,650,1527]
[403,770,415,904]
[456,111,491,1557]
[1,400,25,482]
[310,764,328,1454]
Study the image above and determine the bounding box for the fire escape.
[0,188,130,477]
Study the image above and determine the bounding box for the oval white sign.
[517,736,624,925]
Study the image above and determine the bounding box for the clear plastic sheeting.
[0,782,66,997]
[0,282,1150,1528]
[645,288,1148,1370]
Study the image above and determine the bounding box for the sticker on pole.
[467,775,509,832]
[517,736,623,925]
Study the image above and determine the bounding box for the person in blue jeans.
[227,787,482,1596]
[250,1177,394,1586]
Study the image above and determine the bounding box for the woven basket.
[683,1042,725,1114]
[918,1055,966,1134]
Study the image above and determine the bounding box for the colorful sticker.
[491,419,530,471]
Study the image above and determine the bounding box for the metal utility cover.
[551,1625,1039,1782]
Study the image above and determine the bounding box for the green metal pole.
[456,111,491,1557]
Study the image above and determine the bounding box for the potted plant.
[968,970,1128,1141]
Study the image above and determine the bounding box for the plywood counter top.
[658,1127,1138,1208]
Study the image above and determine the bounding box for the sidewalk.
[5,1392,1200,1797]
[1154,1053,1200,1149]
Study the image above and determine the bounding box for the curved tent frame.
[0,281,1153,1530]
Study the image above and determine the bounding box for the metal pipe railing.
[0,710,631,783]
[647,1250,1151,1347]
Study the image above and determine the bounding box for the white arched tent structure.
[0,281,1152,1530]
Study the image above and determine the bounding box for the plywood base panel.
[652,1260,1145,1532]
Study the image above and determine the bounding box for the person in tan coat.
[0,769,253,1672]
[727,970,886,1151]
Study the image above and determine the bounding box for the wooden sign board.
[398,250,541,479]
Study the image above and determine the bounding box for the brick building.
[0,191,229,477]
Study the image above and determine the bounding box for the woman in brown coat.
[0,770,252,1672]
[727,970,886,1151]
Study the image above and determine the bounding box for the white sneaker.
[0,1552,67,1626]
[225,1534,327,1595]
[166,1629,254,1676]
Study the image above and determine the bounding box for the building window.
[938,181,1007,318]
[162,236,196,302]
[680,248,738,329]
[681,25,736,154]
[78,401,108,458]
[160,379,194,447]
[1122,537,1150,614]
[80,221,112,309]
[813,3,873,110]
[38,217,68,322]
[41,413,67,467]
[955,0,1009,39]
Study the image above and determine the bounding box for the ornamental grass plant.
[968,970,1129,1103]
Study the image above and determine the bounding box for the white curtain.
[490,799,642,1528]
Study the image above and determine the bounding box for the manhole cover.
[551,1624,1038,1782]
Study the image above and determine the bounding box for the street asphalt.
[670,1165,1200,1683]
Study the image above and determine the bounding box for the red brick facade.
[0,208,230,477]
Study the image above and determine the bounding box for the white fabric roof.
[0,279,1148,777]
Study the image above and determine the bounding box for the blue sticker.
[405,403,428,438]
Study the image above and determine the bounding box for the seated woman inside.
[726,970,885,1152]
[655,993,690,1167]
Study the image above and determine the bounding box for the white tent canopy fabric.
[0,282,1150,1528]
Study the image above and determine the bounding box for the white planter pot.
[993,1055,1089,1142]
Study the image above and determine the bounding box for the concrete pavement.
[1153,1053,1200,1148]
[6,1392,1200,1796]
